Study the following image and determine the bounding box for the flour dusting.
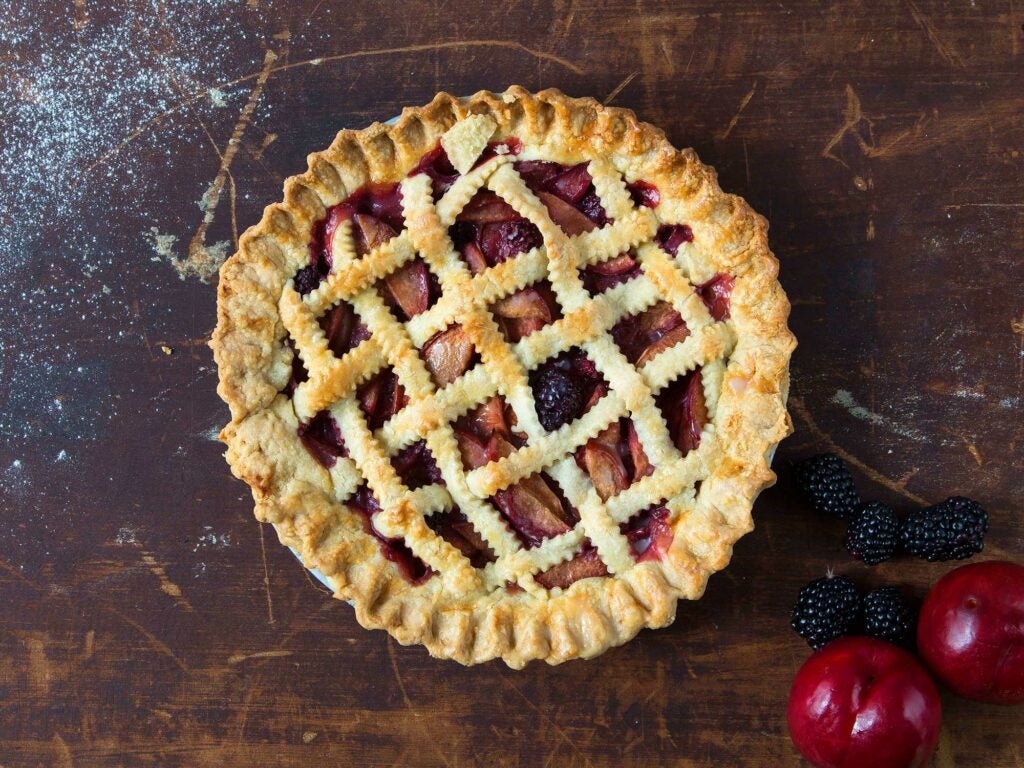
[0,0,255,279]
[831,389,931,442]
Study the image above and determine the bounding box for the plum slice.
[449,190,543,272]
[515,160,610,228]
[656,369,708,455]
[610,300,690,367]
[534,545,609,589]
[421,324,476,387]
[626,180,660,208]
[580,251,643,294]
[381,258,441,321]
[392,440,443,489]
[655,224,693,257]
[318,301,370,358]
[490,282,560,343]
[574,418,653,501]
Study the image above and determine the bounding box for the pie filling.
[289,138,729,588]
[450,190,544,272]
[297,182,405,294]
[657,368,709,455]
[298,411,347,468]
[529,348,608,433]
[411,138,523,199]
[349,485,432,584]
[611,301,690,367]
[574,418,653,501]
[490,280,561,343]
[356,368,408,431]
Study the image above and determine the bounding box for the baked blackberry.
[861,586,916,648]
[531,364,585,431]
[845,502,900,565]
[900,497,988,562]
[793,453,860,519]
[791,575,863,650]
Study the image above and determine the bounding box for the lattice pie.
[212,88,795,666]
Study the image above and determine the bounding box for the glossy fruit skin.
[917,560,1024,704]
[788,637,942,768]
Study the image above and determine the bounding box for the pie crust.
[212,87,795,667]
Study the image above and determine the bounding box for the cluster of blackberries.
[794,453,988,564]
[791,575,916,650]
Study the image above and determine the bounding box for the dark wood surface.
[2,1,1023,765]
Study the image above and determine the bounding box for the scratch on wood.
[252,131,278,160]
[943,428,984,466]
[82,629,95,661]
[821,84,926,169]
[790,397,930,505]
[386,637,413,708]
[168,72,242,252]
[105,607,190,673]
[227,649,293,665]
[72,0,89,30]
[497,670,595,767]
[140,551,194,611]
[716,82,757,140]
[387,638,454,768]
[906,0,966,68]
[603,71,639,105]
[266,40,585,77]
[945,202,1024,211]
[52,733,75,768]
[25,636,51,695]
[180,47,279,282]
[1012,314,1024,380]
[258,523,276,624]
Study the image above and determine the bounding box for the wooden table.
[2,1,1023,765]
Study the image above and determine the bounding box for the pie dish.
[212,87,795,667]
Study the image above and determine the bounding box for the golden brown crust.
[211,87,796,668]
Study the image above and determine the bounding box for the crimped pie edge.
[211,86,796,667]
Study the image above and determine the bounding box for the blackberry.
[531,364,584,432]
[293,264,322,295]
[793,453,860,519]
[791,575,862,650]
[845,502,899,565]
[900,496,988,562]
[861,586,916,648]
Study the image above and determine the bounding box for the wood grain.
[2,0,1023,765]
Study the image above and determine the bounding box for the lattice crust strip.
[214,89,795,667]
[276,148,741,596]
